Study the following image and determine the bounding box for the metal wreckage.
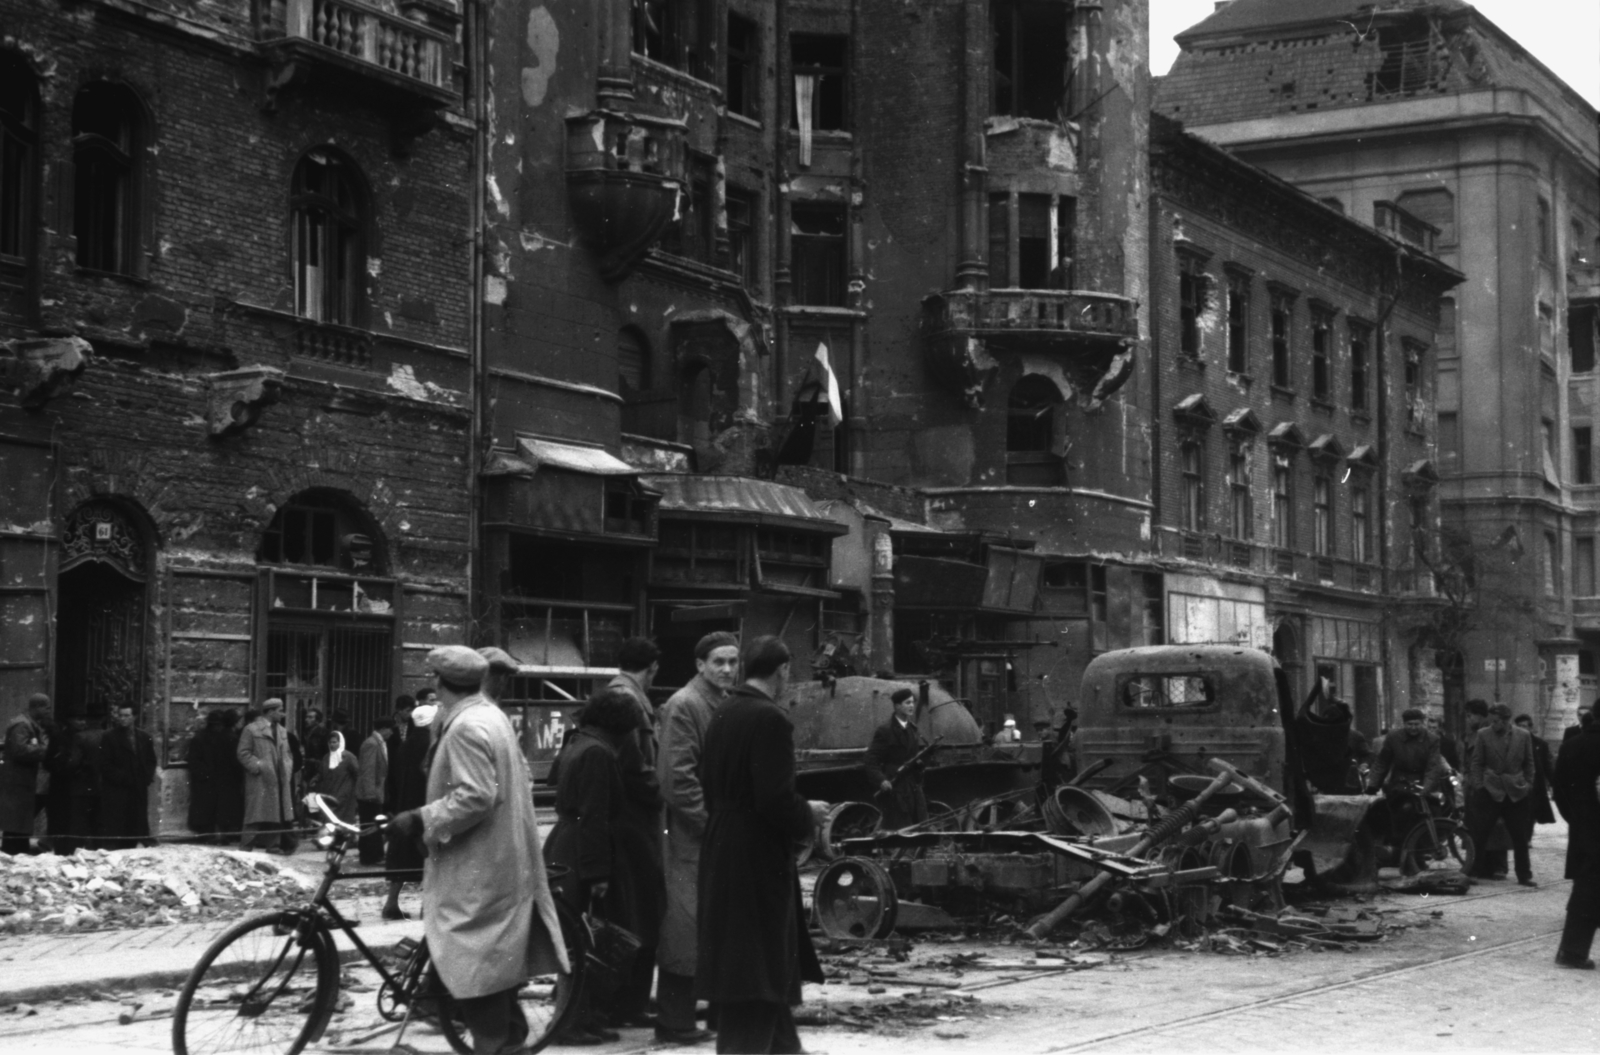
[790,645,1468,943]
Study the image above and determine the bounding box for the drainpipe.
[467,0,488,640]
[955,0,988,291]
[847,0,866,476]
[774,0,792,408]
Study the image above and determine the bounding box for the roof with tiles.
[1174,0,1468,44]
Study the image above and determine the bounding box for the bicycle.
[1377,778,1476,878]
[171,794,586,1055]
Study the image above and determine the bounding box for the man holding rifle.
[865,688,935,829]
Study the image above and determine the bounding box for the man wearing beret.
[1466,701,1538,886]
[386,646,567,1054]
[653,631,739,1044]
[864,687,930,830]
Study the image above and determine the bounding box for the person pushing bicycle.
[1367,707,1447,843]
[386,645,569,1054]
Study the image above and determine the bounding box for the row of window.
[1177,249,1426,416]
[1177,439,1377,563]
[1,57,372,326]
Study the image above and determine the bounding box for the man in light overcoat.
[236,698,296,853]
[653,631,738,1044]
[1467,701,1537,886]
[388,645,567,1055]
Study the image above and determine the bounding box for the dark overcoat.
[863,716,929,828]
[1528,733,1557,824]
[1553,726,1600,883]
[385,722,431,875]
[544,727,652,937]
[99,725,157,842]
[694,684,823,1006]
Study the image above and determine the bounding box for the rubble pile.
[796,992,1001,1035]
[0,847,314,934]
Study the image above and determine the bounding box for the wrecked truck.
[814,645,1440,940]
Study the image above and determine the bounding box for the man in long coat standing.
[387,646,566,1054]
[99,704,158,849]
[695,636,823,1054]
[654,631,738,1044]
[237,698,296,853]
[1553,714,1600,968]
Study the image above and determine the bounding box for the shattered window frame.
[790,201,847,306]
[1118,672,1216,712]
[726,12,761,121]
[989,0,1071,122]
[726,185,757,288]
[1269,287,1296,390]
[0,53,38,273]
[1310,304,1335,401]
[791,34,848,133]
[291,149,367,327]
[1225,266,1250,374]
[1177,249,1211,359]
[1348,320,1372,412]
[72,81,146,277]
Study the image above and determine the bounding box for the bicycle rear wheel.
[1399,817,1475,877]
[435,900,589,1055]
[172,910,338,1055]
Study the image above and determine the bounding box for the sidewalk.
[0,845,425,1005]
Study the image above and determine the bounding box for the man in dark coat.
[383,691,432,920]
[864,688,929,829]
[1514,714,1558,826]
[99,704,158,849]
[1552,717,1600,968]
[1368,708,1445,843]
[1466,702,1537,885]
[1,693,51,855]
[45,716,97,854]
[1291,676,1362,794]
[1461,699,1508,877]
[695,636,823,1055]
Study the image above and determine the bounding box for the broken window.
[1,54,37,286]
[634,0,717,82]
[72,82,144,275]
[1571,304,1597,374]
[990,192,1072,289]
[1272,455,1295,550]
[1270,288,1295,389]
[991,0,1069,121]
[1005,374,1064,485]
[1178,251,1211,358]
[292,151,365,326]
[1121,673,1214,710]
[726,186,756,287]
[1403,338,1426,428]
[1226,269,1250,374]
[1181,438,1205,532]
[259,491,384,575]
[1576,426,1594,485]
[661,152,716,263]
[1228,444,1253,541]
[791,202,846,306]
[1141,572,1165,646]
[792,34,848,133]
[1349,321,1371,411]
[1313,469,1333,557]
[1311,306,1334,400]
[1372,18,1437,97]
[726,12,760,121]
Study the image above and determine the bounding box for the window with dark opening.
[660,152,715,263]
[726,186,756,287]
[1576,426,1593,484]
[991,0,1069,121]
[1352,482,1371,563]
[1272,455,1294,549]
[1141,572,1164,645]
[1349,322,1371,410]
[291,151,365,325]
[1226,270,1249,373]
[634,0,717,82]
[726,13,760,121]
[1178,253,1210,358]
[1313,469,1333,557]
[792,35,847,132]
[72,82,144,275]
[1229,445,1253,540]
[618,326,649,395]
[1396,188,1455,245]
[1181,439,1205,531]
[1577,536,1596,597]
[1571,304,1597,374]
[1373,18,1434,96]
[1439,411,1459,473]
[1006,374,1064,485]
[1,55,38,278]
[791,202,846,306]
[1311,308,1333,400]
[1538,197,1552,261]
[259,492,383,574]
[1270,290,1294,388]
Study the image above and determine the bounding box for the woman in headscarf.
[314,729,360,824]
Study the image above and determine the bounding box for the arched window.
[1,55,39,278]
[258,489,385,574]
[618,325,650,394]
[1006,374,1064,485]
[72,82,145,274]
[291,151,365,325]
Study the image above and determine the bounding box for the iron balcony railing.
[935,288,1139,340]
[263,0,451,91]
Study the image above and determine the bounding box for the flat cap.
[1487,701,1513,719]
[428,645,488,687]
[477,646,520,674]
[1401,707,1426,722]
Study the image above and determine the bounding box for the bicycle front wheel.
[172,910,339,1055]
[1399,817,1475,877]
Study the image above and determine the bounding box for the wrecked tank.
[787,676,1031,815]
[814,646,1410,941]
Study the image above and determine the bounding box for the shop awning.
[641,474,849,535]
[516,436,638,475]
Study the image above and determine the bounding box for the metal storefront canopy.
[640,474,849,535]
[516,436,638,475]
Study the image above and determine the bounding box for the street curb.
[0,941,407,1007]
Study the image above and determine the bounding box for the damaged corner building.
[1,0,1592,836]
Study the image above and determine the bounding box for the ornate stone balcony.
[566,110,687,282]
[922,287,1139,408]
[260,0,456,109]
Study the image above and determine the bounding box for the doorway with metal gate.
[55,501,150,721]
[264,621,392,740]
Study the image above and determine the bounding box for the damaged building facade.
[1149,115,1462,737]
[475,0,1155,749]
[0,0,477,827]
[1156,0,1600,732]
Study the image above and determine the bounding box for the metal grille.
[266,621,392,737]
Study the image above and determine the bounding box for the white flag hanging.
[815,342,843,425]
